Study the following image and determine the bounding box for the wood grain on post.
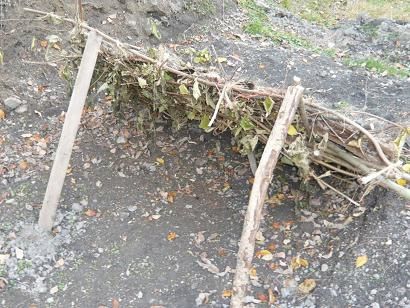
[38,31,102,231]
[230,85,304,307]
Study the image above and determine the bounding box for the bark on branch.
[230,85,304,307]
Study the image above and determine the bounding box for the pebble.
[25,204,33,211]
[4,96,23,110]
[15,104,28,113]
[119,212,130,219]
[321,264,329,272]
[116,136,127,144]
[72,203,83,212]
[15,247,24,259]
[127,205,138,212]
[319,71,328,78]
[195,158,208,167]
[396,287,406,295]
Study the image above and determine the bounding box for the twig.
[299,97,310,133]
[320,114,346,144]
[306,102,393,166]
[346,111,406,129]
[310,171,362,207]
[359,161,401,185]
[209,84,228,127]
[326,143,410,200]
[311,158,359,178]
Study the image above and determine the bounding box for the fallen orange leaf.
[222,290,232,298]
[269,263,279,271]
[249,267,257,278]
[298,279,316,294]
[218,247,228,257]
[266,242,276,252]
[39,40,48,48]
[167,191,176,203]
[18,160,29,170]
[84,209,97,217]
[256,292,268,302]
[272,222,281,229]
[167,231,177,241]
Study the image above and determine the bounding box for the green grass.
[278,0,410,26]
[0,265,6,277]
[239,0,313,48]
[359,23,379,39]
[17,260,32,273]
[184,0,216,16]
[345,57,410,78]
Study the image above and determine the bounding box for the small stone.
[185,204,193,209]
[116,136,127,144]
[15,247,24,259]
[370,303,380,308]
[15,104,28,113]
[46,297,54,304]
[72,203,83,212]
[370,289,377,295]
[25,204,33,211]
[195,158,207,167]
[127,205,138,212]
[50,286,58,295]
[137,291,143,299]
[119,212,130,220]
[54,258,65,268]
[4,96,22,110]
[321,264,329,272]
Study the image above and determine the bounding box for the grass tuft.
[239,0,313,48]
[345,57,410,78]
[278,0,410,26]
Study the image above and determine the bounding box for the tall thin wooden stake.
[230,85,304,307]
[38,31,102,231]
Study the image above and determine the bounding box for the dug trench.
[0,1,409,307]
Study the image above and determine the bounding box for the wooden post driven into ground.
[230,85,304,307]
[38,31,102,231]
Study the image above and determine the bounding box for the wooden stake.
[230,85,304,307]
[38,31,102,231]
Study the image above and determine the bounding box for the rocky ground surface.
[0,0,409,307]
